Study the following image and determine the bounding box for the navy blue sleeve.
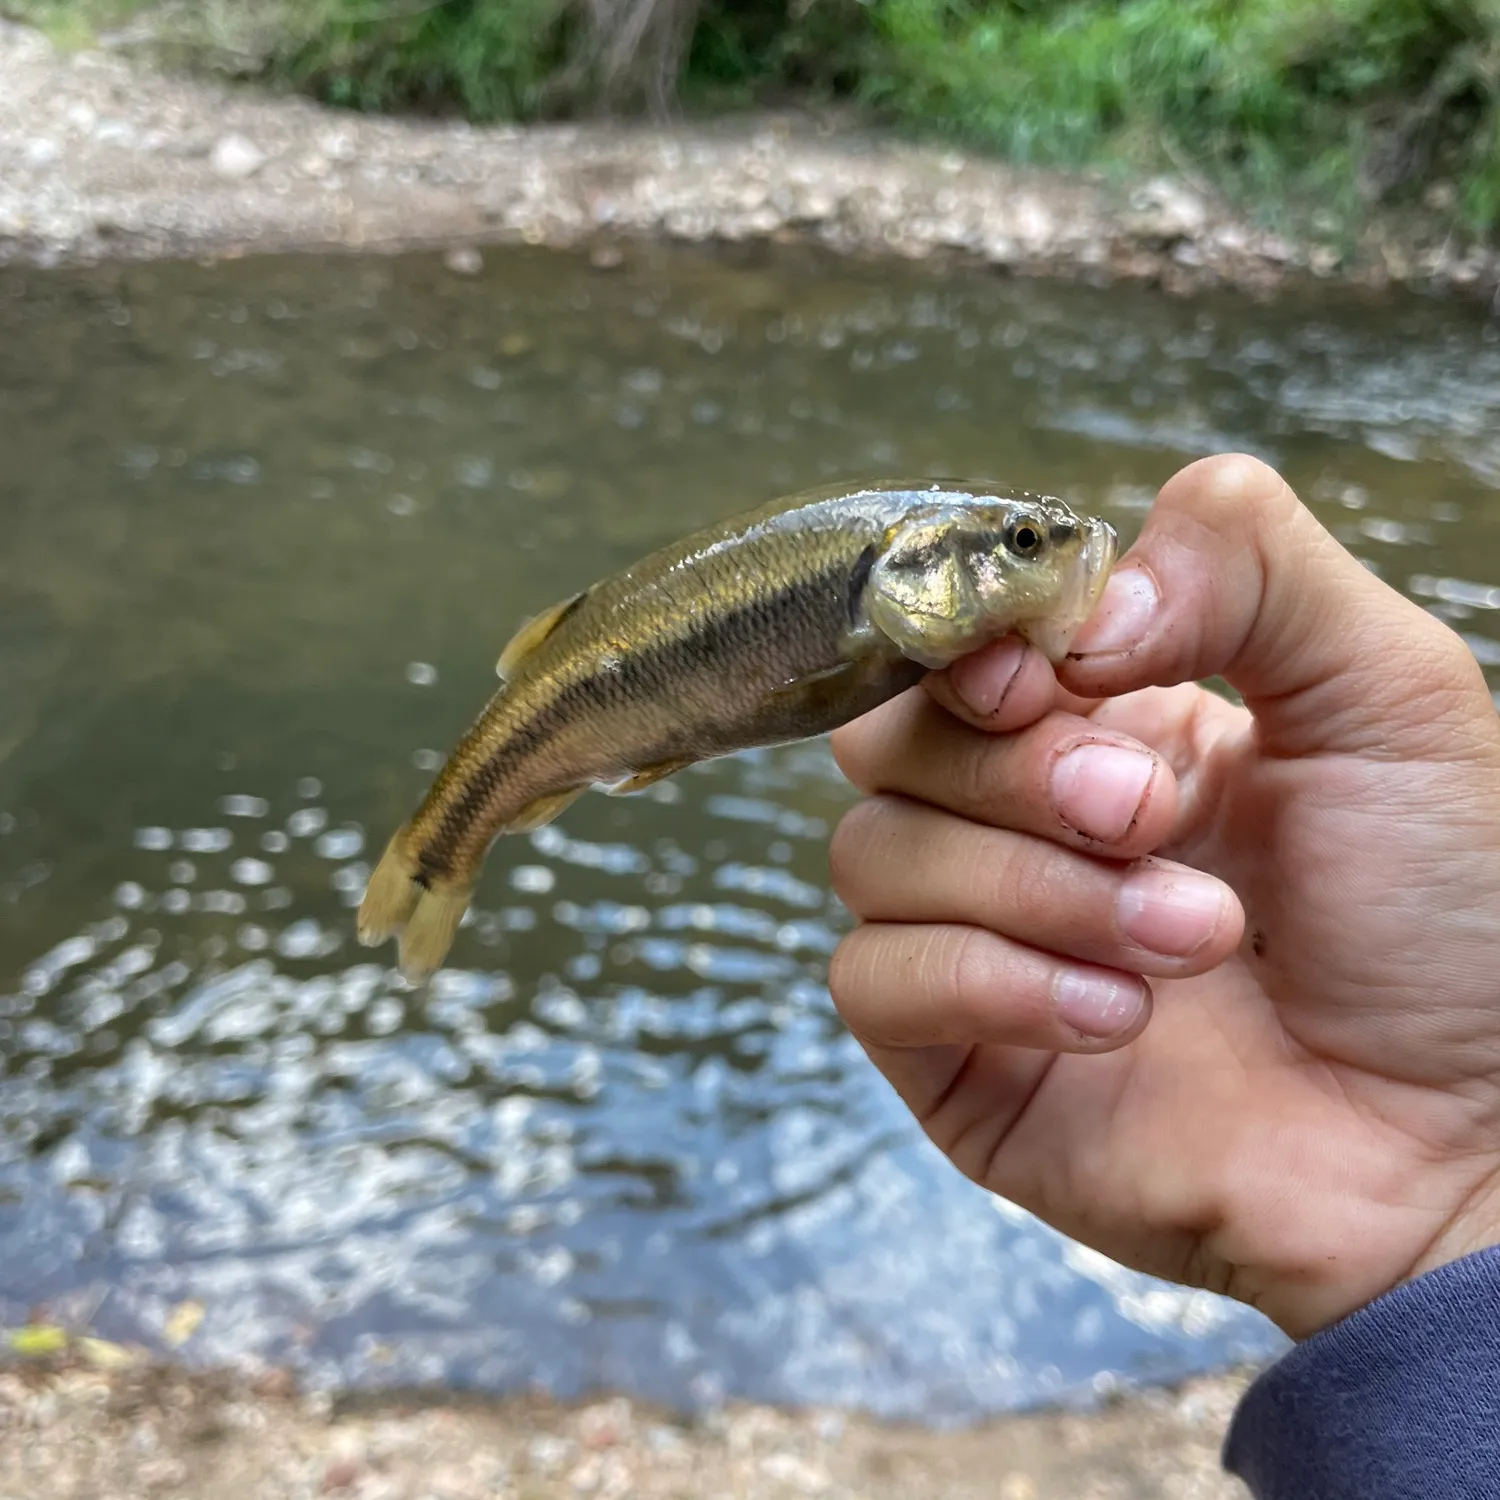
[1223,1244,1500,1499]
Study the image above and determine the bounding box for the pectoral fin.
[496,591,588,678]
[605,759,693,795]
[764,652,927,736]
[770,660,861,696]
[503,787,585,832]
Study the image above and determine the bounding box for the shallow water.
[2,244,1499,1418]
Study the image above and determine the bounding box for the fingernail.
[1053,968,1146,1039]
[1070,567,1160,655]
[1117,866,1229,957]
[1052,744,1155,843]
[948,638,1027,718]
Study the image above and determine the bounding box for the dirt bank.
[1,17,1490,298]
[0,1351,1255,1499]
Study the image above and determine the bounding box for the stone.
[443,245,483,275]
[1126,176,1209,241]
[758,1452,831,1493]
[211,134,266,179]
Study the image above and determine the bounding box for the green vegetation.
[864,0,1500,235]
[8,0,1500,236]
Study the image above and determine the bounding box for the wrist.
[1405,1170,1500,1287]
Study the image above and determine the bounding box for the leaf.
[163,1300,204,1348]
[77,1336,138,1370]
[6,1324,68,1357]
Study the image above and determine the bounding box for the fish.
[358,478,1118,981]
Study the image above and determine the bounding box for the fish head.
[865,492,1118,668]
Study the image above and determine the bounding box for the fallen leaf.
[5,1324,68,1357]
[77,1336,138,1370]
[163,1300,204,1347]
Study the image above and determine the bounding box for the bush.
[256,0,869,117]
[257,0,701,118]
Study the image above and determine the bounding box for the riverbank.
[0,1350,1255,1499]
[1,16,1493,300]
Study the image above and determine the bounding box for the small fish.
[359,479,1117,981]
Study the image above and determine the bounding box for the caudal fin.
[357,826,473,983]
[397,886,472,983]
[357,826,423,947]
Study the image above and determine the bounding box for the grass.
[861,0,1500,235]
[6,0,1500,239]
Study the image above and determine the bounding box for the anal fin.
[503,786,585,832]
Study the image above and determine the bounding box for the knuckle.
[826,931,870,1014]
[1387,614,1496,733]
[979,836,1048,925]
[950,735,1007,816]
[827,801,877,901]
[1200,453,1295,518]
[1431,621,1491,696]
[827,797,905,908]
[945,925,1006,1031]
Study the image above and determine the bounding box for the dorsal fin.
[495,591,588,679]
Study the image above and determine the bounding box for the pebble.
[320,1457,362,1491]
[759,1451,831,1493]
[211,133,267,179]
[1126,175,1209,240]
[443,244,483,274]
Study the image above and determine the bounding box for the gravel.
[0,1354,1257,1499]
[1,17,1493,295]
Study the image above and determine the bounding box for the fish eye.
[1005,517,1045,559]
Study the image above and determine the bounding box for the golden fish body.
[358,479,1117,980]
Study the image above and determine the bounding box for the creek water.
[3,243,1498,1418]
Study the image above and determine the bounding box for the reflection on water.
[2,244,1499,1417]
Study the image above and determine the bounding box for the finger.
[830,796,1244,975]
[928,666,1252,848]
[1062,453,1498,760]
[1083,682,1247,769]
[921,637,1061,730]
[829,921,1152,1053]
[831,691,1180,858]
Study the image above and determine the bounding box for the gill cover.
[864,514,986,669]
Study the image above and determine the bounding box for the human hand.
[827,454,1500,1339]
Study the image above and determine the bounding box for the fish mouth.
[1017,517,1119,663]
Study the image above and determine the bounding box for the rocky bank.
[0,16,1491,297]
[0,1353,1255,1500]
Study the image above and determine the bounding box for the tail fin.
[357,826,474,984]
[397,886,472,984]
[357,826,423,947]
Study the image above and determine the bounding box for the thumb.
[1062,454,1497,760]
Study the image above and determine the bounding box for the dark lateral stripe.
[418,558,860,877]
[846,542,878,624]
